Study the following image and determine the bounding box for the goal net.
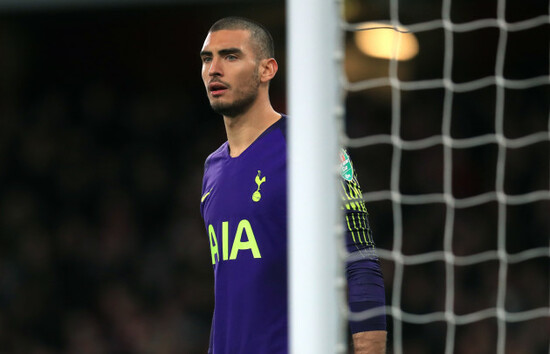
[338,0,550,353]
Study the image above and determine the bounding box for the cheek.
[201,66,209,82]
[237,68,258,86]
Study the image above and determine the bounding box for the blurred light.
[354,23,419,61]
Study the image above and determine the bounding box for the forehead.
[201,29,253,53]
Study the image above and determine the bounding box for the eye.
[202,56,212,63]
[226,54,238,61]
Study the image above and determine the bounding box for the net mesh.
[338,0,550,353]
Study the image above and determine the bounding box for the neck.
[223,96,280,157]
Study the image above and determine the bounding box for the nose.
[208,57,222,77]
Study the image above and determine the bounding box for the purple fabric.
[200,116,385,354]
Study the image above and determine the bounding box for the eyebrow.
[200,47,243,57]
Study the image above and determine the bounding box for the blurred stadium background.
[0,1,284,353]
[0,0,548,353]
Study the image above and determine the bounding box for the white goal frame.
[287,0,346,353]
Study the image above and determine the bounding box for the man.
[199,17,386,354]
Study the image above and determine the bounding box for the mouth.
[208,82,228,97]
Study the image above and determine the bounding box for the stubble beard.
[210,71,261,118]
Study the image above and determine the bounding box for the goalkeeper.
[199,16,387,354]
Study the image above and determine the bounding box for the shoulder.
[262,114,287,141]
[252,114,288,150]
[204,141,228,171]
[339,149,366,203]
[340,148,356,182]
[275,114,287,139]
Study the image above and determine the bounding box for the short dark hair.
[208,17,275,60]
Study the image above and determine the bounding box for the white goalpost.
[288,0,550,353]
[287,0,346,353]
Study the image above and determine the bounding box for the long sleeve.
[340,150,386,333]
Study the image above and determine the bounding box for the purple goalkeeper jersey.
[200,115,385,354]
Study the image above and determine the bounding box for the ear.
[259,58,278,83]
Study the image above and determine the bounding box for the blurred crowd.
[0,7,229,353]
[0,80,219,353]
[0,2,548,354]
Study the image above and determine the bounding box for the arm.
[345,212,388,354]
[352,330,387,354]
[339,150,387,353]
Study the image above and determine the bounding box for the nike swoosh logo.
[201,188,213,203]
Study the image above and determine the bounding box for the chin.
[210,91,257,118]
[212,105,241,118]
